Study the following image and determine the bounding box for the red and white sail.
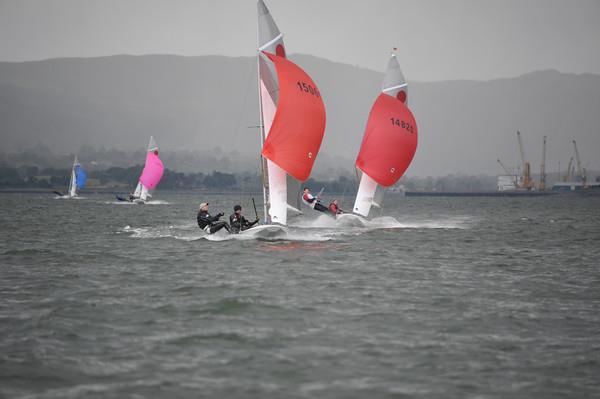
[257,0,326,225]
[353,52,418,217]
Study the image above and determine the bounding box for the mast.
[539,136,547,191]
[256,4,269,223]
[256,0,289,225]
[572,140,586,186]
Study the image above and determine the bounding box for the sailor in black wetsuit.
[197,202,230,234]
[302,187,328,213]
[229,205,259,234]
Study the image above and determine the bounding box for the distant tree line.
[0,163,259,191]
[0,162,498,192]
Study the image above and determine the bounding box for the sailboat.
[343,50,418,220]
[54,156,87,198]
[117,136,164,204]
[245,0,326,234]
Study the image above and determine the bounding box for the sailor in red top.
[302,187,328,213]
[328,199,344,215]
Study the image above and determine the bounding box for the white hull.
[239,224,288,239]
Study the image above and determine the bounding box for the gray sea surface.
[1,192,599,398]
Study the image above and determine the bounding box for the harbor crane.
[572,140,587,187]
[563,157,574,182]
[497,158,512,175]
[516,131,534,190]
[539,136,547,191]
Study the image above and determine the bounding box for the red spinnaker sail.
[261,52,326,182]
[355,93,418,187]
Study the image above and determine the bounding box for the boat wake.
[291,214,472,230]
[118,212,471,244]
[105,200,170,205]
[119,223,332,242]
[55,195,85,200]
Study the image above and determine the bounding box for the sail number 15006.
[297,81,321,98]
[390,118,415,133]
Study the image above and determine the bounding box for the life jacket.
[329,203,339,214]
[302,193,316,208]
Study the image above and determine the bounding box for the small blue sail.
[75,165,87,189]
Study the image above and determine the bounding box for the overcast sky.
[1,0,599,81]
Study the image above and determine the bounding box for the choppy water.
[1,192,599,398]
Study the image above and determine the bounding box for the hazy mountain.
[1,54,599,177]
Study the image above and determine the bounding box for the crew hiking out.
[197,202,230,234]
[328,199,344,215]
[229,205,259,234]
[302,187,328,213]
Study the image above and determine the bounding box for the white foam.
[119,212,471,244]
[55,195,86,200]
[105,199,170,205]
[120,222,332,242]
[144,200,170,205]
[291,213,470,231]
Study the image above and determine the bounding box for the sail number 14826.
[390,118,415,133]
[296,81,321,98]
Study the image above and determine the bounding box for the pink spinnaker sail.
[139,151,164,189]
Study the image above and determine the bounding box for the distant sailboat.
[55,156,87,198]
[256,0,326,226]
[351,51,418,218]
[118,136,164,204]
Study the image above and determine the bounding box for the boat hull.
[239,224,288,239]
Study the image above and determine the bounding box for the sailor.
[302,187,328,213]
[328,199,344,215]
[229,205,259,234]
[197,202,230,234]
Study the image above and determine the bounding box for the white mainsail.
[68,156,78,197]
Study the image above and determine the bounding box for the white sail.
[353,173,378,217]
[68,156,78,197]
[140,185,150,201]
[132,136,160,201]
[133,182,143,198]
[353,51,407,217]
[257,0,288,225]
[148,136,158,152]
